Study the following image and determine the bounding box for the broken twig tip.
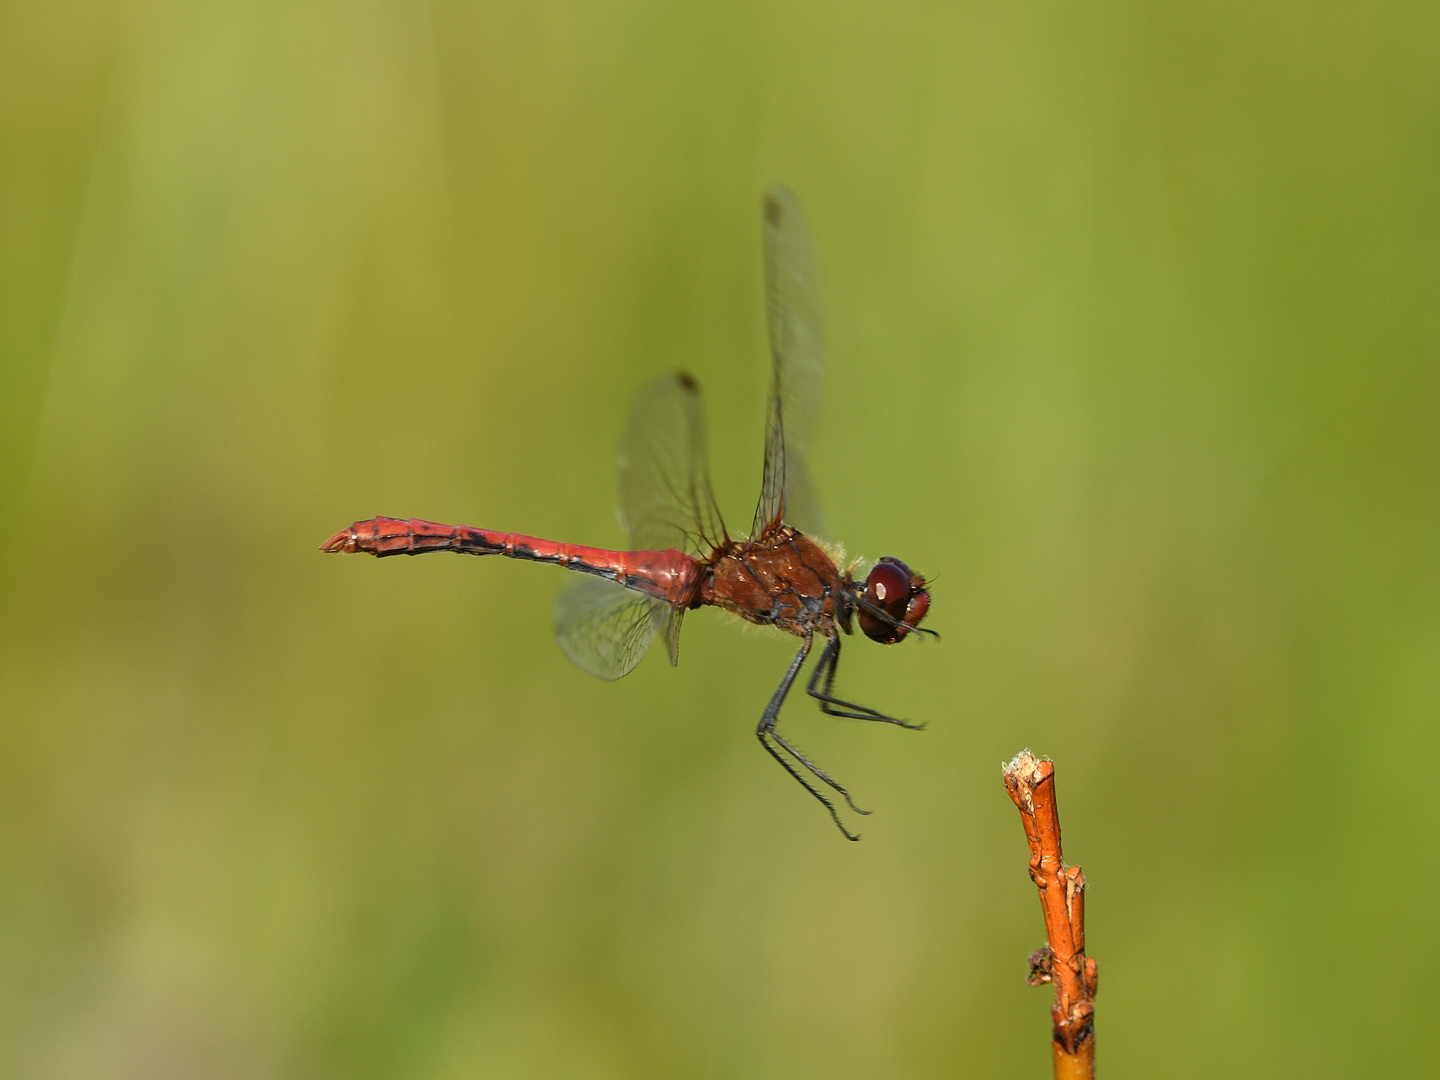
[1003,748,1096,1078]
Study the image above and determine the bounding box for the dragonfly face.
[855,557,932,644]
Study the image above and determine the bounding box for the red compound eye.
[858,557,930,643]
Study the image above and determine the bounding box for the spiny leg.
[766,632,870,813]
[808,635,926,730]
[767,727,870,817]
[756,635,866,840]
[758,734,860,841]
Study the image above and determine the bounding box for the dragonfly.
[323,187,934,839]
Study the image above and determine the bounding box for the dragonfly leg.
[757,634,869,840]
[807,635,926,730]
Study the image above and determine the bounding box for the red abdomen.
[322,517,700,605]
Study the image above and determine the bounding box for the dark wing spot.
[764,192,783,227]
[677,372,698,392]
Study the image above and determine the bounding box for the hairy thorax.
[699,525,844,637]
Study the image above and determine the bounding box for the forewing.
[752,186,827,539]
[553,575,677,681]
[619,372,727,556]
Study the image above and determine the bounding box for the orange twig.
[1003,750,1097,1080]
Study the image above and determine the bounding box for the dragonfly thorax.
[699,526,846,637]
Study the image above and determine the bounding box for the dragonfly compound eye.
[859,557,930,643]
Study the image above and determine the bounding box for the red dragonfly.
[323,188,934,838]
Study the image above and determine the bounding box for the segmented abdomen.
[322,517,699,605]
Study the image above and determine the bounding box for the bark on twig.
[1003,750,1097,1080]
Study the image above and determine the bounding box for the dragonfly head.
[856,557,932,644]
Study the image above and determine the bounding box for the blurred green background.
[2,2,1437,1077]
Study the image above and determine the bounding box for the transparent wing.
[553,575,683,681]
[551,373,711,681]
[619,372,727,556]
[752,186,827,539]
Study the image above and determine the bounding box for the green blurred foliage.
[2,1,1437,1076]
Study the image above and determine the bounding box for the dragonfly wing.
[553,575,676,681]
[619,372,727,556]
[662,603,685,667]
[753,186,827,540]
